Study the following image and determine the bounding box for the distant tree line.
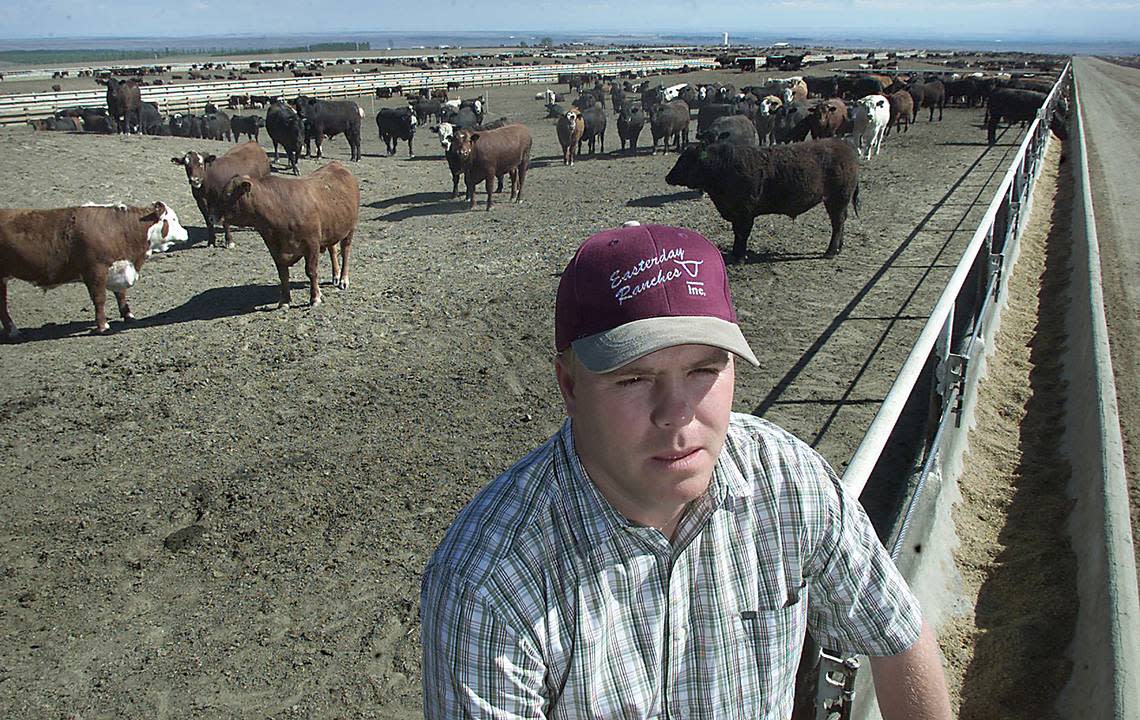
[0,42,371,65]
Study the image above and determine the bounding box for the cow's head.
[141,201,189,253]
[431,122,456,152]
[170,151,213,190]
[220,175,257,217]
[451,128,477,164]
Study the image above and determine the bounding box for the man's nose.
[652,381,693,428]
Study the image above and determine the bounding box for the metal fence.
[828,63,1070,720]
[0,58,717,125]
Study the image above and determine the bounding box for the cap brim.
[571,316,760,374]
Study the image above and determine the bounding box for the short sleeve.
[420,562,549,719]
[804,464,923,657]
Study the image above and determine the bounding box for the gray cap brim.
[571,316,760,374]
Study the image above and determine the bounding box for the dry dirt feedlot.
[0,58,1053,717]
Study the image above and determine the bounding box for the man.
[421,224,952,719]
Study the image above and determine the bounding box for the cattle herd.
[3,63,1068,338]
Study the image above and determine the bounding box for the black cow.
[410,97,442,125]
[266,100,304,175]
[578,105,606,155]
[617,104,646,154]
[376,106,418,156]
[650,100,690,153]
[202,111,233,142]
[665,139,860,261]
[985,89,1066,144]
[440,105,479,130]
[292,96,364,161]
[698,115,759,147]
[139,102,163,135]
[231,114,265,142]
[105,78,141,134]
[907,80,945,122]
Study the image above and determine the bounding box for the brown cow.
[219,162,360,307]
[886,91,913,136]
[556,108,585,166]
[452,124,533,210]
[0,201,188,336]
[806,98,848,139]
[170,142,270,248]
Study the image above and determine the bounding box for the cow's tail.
[852,182,860,217]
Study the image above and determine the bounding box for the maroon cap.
[555,223,759,373]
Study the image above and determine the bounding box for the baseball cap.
[555,223,759,374]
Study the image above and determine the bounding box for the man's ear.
[554,353,578,416]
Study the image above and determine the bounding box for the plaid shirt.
[421,412,922,719]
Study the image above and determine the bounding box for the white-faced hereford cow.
[171,142,271,248]
[452,124,532,210]
[0,202,187,336]
[665,139,861,261]
[219,162,360,307]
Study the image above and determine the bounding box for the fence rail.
[0,58,717,125]
[835,63,1071,719]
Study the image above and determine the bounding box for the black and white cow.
[376,106,418,156]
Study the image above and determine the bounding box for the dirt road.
[1073,56,1140,574]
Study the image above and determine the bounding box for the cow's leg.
[730,217,754,263]
[304,248,322,306]
[276,262,292,308]
[451,171,460,198]
[516,162,528,203]
[408,138,414,157]
[114,289,134,322]
[508,168,519,202]
[273,141,280,161]
[824,202,848,258]
[225,216,239,250]
[484,177,494,211]
[0,277,17,338]
[326,243,342,287]
[337,234,352,290]
[83,269,110,333]
[466,177,477,210]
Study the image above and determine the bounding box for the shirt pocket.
[733,580,808,717]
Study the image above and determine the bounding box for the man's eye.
[616,377,643,386]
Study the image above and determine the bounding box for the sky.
[0,0,1137,46]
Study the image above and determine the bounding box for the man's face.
[555,344,735,532]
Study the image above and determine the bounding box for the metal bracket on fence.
[814,651,860,720]
[988,253,1004,299]
[935,350,969,426]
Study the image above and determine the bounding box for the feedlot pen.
[0,68,1039,718]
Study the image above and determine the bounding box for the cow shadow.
[373,200,470,222]
[3,320,97,343]
[2,282,286,341]
[367,192,452,210]
[134,283,303,328]
[738,248,829,264]
[626,190,702,207]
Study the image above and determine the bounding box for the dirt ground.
[0,66,1051,717]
